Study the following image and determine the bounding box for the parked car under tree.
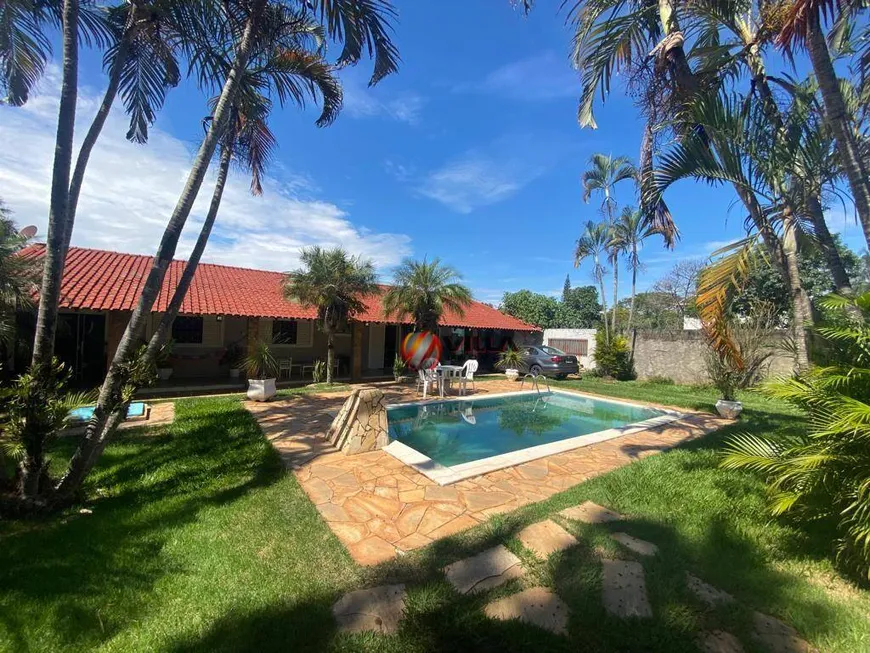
[520,345,580,378]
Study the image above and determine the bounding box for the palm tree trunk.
[62,36,133,254]
[611,256,618,333]
[806,20,870,249]
[782,215,812,370]
[628,249,637,332]
[30,0,79,373]
[807,194,852,294]
[21,0,78,499]
[597,267,609,343]
[55,6,264,497]
[326,331,335,384]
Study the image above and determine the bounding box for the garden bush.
[592,331,635,381]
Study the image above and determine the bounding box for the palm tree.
[574,220,611,341]
[0,202,37,346]
[610,206,671,332]
[382,259,473,333]
[775,1,870,246]
[581,153,636,333]
[56,3,358,497]
[284,247,377,384]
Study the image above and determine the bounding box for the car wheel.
[530,364,543,376]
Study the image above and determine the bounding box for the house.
[19,245,538,386]
[542,328,597,369]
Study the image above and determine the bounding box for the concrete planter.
[505,369,520,382]
[247,378,277,402]
[157,367,173,381]
[716,399,743,419]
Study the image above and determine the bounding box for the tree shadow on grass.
[0,401,285,652]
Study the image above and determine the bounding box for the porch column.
[246,317,260,352]
[351,321,364,382]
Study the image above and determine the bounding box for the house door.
[368,324,385,372]
[55,313,106,386]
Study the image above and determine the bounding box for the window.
[549,338,588,356]
[272,320,298,345]
[172,316,203,344]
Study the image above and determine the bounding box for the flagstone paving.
[699,630,745,653]
[752,612,817,653]
[610,532,659,557]
[444,545,525,595]
[332,584,406,634]
[483,587,569,635]
[601,559,653,618]
[558,500,623,524]
[686,573,736,607]
[246,380,728,565]
[517,519,579,558]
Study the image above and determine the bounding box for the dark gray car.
[521,345,580,379]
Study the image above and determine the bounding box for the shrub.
[721,292,870,580]
[592,331,635,380]
[311,360,326,384]
[704,307,775,401]
[645,375,674,385]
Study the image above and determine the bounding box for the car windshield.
[540,346,566,356]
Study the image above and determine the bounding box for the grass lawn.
[1,379,868,652]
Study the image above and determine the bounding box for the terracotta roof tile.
[21,245,539,332]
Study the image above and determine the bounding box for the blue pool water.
[387,392,665,467]
[69,402,147,422]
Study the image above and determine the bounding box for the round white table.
[436,364,464,395]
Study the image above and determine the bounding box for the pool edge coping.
[383,390,685,486]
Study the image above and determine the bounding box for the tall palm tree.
[382,259,473,333]
[610,206,670,332]
[581,153,636,333]
[284,247,377,384]
[0,202,37,346]
[574,220,611,341]
[56,3,356,497]
[775,0,870,245]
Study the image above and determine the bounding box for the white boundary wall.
[542,328,597,369]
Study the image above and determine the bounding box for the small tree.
[383,258,472,332]
[284,247,377,384]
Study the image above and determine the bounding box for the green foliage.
[382,258,472,332]
[722,292,870,580]
[284,246,378,335]
[243,340,278,380]
[645,375,674,385]
[593,331,635,380]
[495,347,526,372]
[500,286,601,329]
[392,353,406,380]
[0,204,37,345]
[311,360,326,384]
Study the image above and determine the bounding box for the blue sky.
[0,2,864,306]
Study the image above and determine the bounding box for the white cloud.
[0,70,412,273]
[341,74,425,125]
[454,52,578,101]
[416,135,556,213]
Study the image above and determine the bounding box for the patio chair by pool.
[458,359,478,396]
[279,358,293,380]
[416,368,443,398]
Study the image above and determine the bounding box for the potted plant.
[496,347,525,381]
[393,354,407,382]
[221,343,243,379]
[244,340,279,401]
[705,351,743,418]
[155,339,174,381]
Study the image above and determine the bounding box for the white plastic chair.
[458,359,478,395]
[416,368,443,398]
[278,358,293,380]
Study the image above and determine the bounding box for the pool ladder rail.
[520,373,551,394]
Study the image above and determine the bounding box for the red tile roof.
[21,245,539,332]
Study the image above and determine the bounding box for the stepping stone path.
[517,520,578,558]
[752,612,817,653]
[610,532,659,557]
[484,587,569,635]
[686,573,735,607]
[444,545,525,595]
[601,559,652,618]
[559,501,623,524]
[332,584,407,634]
[699,630,745,653]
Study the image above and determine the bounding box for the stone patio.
[246,380,728,565]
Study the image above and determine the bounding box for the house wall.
[542,328,597,369]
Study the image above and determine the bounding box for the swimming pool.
[384,391,682,484]
[68,402,148,422]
